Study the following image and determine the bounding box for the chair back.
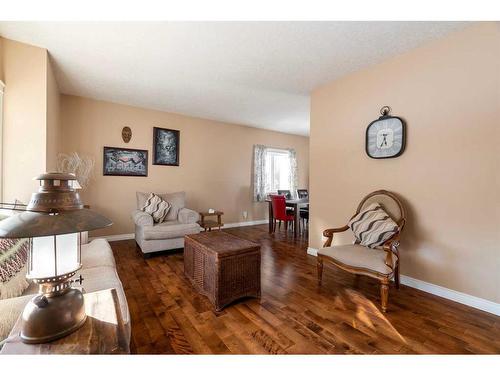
[277,190,292,199]
[271,195,289,220]
[296,189,308,199]
[356,190,406,230]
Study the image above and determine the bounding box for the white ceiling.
[0,22,468,136]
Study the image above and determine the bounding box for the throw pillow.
[141,193,171,223]
[0,238,30,300]
[348,203,399,248]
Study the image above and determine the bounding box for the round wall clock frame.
[365,106,406,159]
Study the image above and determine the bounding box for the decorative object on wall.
[366,106,406,159]
[57,152,95,189]
[153,127,180,166]
[122,126,132,143]
[103,147,148,177]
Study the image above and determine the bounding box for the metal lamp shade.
[0,209,112,238]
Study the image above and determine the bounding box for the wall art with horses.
[103,146,148,176]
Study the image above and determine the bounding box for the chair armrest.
[131,209,153,226]
[382,233,401,255]
[178,208,200,224]
[322,225,349,247]
[382,233,401,269]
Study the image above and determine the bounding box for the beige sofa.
[0,239,130,350]
[132,191,201,256]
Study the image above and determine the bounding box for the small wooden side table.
[198,211,224,231]
[0,288,129,354]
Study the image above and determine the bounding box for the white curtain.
[287,148,298,197]
[253,145,268,202]
[253,145,298,202]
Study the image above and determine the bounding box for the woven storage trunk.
[184,231,261,311]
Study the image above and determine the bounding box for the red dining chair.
[271,195,295,233]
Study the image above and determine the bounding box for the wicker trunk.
[184,231,261,311]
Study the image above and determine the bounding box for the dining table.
[266,197,309,237]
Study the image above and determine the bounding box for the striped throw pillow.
[348,203,398,249]
[141,193,171,224]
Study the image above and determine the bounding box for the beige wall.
[46,54,61,172]
[1,38,48,202]
[60,95,309,236]
[310,23,500,303]
[0,37,4,81]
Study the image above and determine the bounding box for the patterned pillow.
[141,193,171,223]
[0,239,30,300]
[348,203,399,249]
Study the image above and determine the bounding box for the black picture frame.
[103,146,148,177]
[365,115,406,159]
[153,127,180,166]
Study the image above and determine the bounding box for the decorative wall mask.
[366,106,406,159]
[122,126,132,143]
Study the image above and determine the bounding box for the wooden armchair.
[317,190,406,312]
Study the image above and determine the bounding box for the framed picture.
[103,147,148,177]
[153,127,180,166]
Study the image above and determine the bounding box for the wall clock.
[366,106,406,159]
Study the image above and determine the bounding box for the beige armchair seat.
[318,190,406,312]
[318,245,397,276]
[132,191,201,256]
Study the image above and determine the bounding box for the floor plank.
[111,225,500,354]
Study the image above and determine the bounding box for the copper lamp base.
[20,274,86,344]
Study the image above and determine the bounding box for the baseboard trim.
[223,219,268,229]
[399,275,500,316]
[307,247,318,256]
[89,219,269,242]
[306,247,500,316]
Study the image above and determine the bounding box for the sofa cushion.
[141,193,171,223]
[0,294,32,341]
[348,203,398,248]
[137,191,185,221]
[81,239,116,269]
[79,266,130,326]
[141,221,200,241]
[318,244,396,275]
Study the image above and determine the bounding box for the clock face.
[366,116,405,159]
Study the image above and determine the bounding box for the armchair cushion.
[348,203,398,248]
[319,244,396,275]
[141,221,200,241]
[178,208,200,224]
[141,193,171,223]
[131,209,154,226]
[136,191,185,221]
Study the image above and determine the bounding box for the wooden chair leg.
[395,262,400,289]
[317,257,323,286]
[380,278,390,312]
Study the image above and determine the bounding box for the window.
[265,149,291,193]
[253,145,298,202]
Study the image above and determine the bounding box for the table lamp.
[0,173,112,343]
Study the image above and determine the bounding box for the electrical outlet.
[242,211,248,219]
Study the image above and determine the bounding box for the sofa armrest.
[178,208,200,224]
[131,210,153,226]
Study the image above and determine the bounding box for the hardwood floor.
[111,225,500,354]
